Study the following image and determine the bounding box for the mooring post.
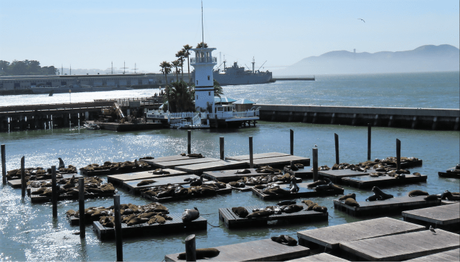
[249,136,254,168]
[334,133,339,164]
[187,130,191,155]
[21,156,26,198]
[1,144,6,185]
[51,166,58,218]
[396,139,401,170]
[367,123,371,160]
[219,137,224,160]
[185,234,196,261]
[78,177,85,238]
[312,147,318,181]
[114,195,123,262]
[290,129,294,155]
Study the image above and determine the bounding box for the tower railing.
[191,57,217,64]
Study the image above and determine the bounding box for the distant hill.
[278,44,459,75]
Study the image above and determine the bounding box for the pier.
[258,104,460,130]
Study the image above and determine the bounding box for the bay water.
[0,71,459,261]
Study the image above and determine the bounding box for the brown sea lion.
[182,207,199,222]
[231,207,249,218]
[177,248,220,260]
[344,198,360,207]
[424,194,439,201]
[246,209,274,218]
[137,180,155,186]
[408,190,429,197]
[236,169,251,174]
[312,205,328,213]
[282,204,303,213]
[271,235,298,246]
[339,193,356,201]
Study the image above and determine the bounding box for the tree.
[171,60,181,82]
[159,61,171,85]
[175,50,185,81]
[196,42,208,48]
[214,79,223,97]
[166,80,195,112]
[0,60,10,75]
[182,44,193,84]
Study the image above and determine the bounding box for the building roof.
[233,98,255,104]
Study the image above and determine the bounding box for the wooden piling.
[249,137,254,168]
[334,133,339,164]
[78,177,85,238]
[313,147,318,181]
[367,123,371,160]
[114,195,123,261]
[185,234,196,261]
[187,130,191,155]
[290,129,294,155]
[219,137,224,160]
[51,166,58,218]
[1,144,6,185]
[396,139,401,170]
[21,156,25,198]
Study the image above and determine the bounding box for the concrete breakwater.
[258,104,460,131]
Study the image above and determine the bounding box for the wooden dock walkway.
[165,238,310,261]
[405,248,460,261]
[93,213,207,241]
[341,174,427,189]
[333,195,441,217]
[297,217,425,251]
[318,169,367,184]
[286,252,349,261]
[107,169,187,186]
[174,159,249,173]
[402,203,460,232]
[219,204,327,229]
[8,173,80,188]
[226,152,310,167]
[121,174,200,194]
[252,182,344,200]
[339,229,460,261]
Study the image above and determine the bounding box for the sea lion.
[231,207,249,218]
[289,177,300,193]
[344,198,360,207]
[339,193,356,201]
[282,204,303,213]
[366,194,379,201]
[312,205,328,213]
[137,180,155,186]
[372,186,393,200]
[187,153,204,158]
[236,169,251,174]
[246,209,274,218]
[177,248,220,260]
[58,158,65,169]
[424,194,439,201]
[182,207,199,222]
[408,190,429,197]
[271,235,298,246]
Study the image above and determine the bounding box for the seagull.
[358,18,365,23]
[429,225,436,234]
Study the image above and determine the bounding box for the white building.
[190,45,217,113]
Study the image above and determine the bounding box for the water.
[0,72,459,261]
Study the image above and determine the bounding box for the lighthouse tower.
[191,44,217,113]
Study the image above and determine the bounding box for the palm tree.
[182,44,193,84]
[168,80,195,112]
[175,50,185,81]
[159,61,171,85]
[171,60,181,82]
[196,42,208,48]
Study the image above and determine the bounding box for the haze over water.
[0,71,459,261]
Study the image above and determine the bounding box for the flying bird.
[358,18,365,23]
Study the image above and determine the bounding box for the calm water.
[0,72,459,261]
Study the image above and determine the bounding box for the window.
[207,75,210,80]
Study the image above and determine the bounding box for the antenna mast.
[201,0,204,44]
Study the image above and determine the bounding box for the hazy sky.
[1,0,458,74]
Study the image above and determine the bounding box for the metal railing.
[190,57,217,64]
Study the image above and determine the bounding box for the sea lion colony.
[6,165,77,181]
[140,181,227,199]
[29,176,115,198]
[66,202,171,227]
[80,158,153,173]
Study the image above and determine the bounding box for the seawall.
[258,104,460,131]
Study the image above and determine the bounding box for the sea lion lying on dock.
[182,207,199,222]
[247,209,274,218]
[344,198,360,207]
[236,169,251,174]
[424,194,439,201]
[339,193,356,201]
[301,199,328,212]
[281,204,303,213]
[440,190,460,200]
[231,207,249,218]
[408,190,429,197]
[137,179,155,186]
[177,248,220,260]
[271,235,298,246]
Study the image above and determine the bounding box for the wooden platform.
[8,173,80,188]
[318,170,368,184]
[165,238,310,261]
[339,229,460,261]
[174,159,249,173]
[226,152,310,168]
[438,167,460,178]
[402,203,460,232]
[333,195,442,217]
[341,174,428,189]
[286,252,349,261]
[219,204,327,229]
[80,165,156,176]
[203,168,311,182]
[297,217,425,251]
[29,187,115,203]
[93,213,207,241]
[405,248,460,261]
[120,174,201,194]
[252,182,344,200]
[141,184,232,202]
[107,169,187,186]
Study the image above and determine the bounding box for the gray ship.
[213,60,273,86]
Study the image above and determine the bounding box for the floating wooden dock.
[174,159,249,173]
[333,196,442,217]
[218,204,327,229]
[438,167,460,178]
[402,203,460,232]
[203,168,311,182]
[107,169,187,186]
[29,186,115,203]
[93,213,207,241]
[339,229,460,261]
[226,152,310,167]
[297,217,425,251]
[286,252,349,262]
[8,173,80,188]
[165,238,310,261]
[341,174,427,189]
[121,174,201,194]
[252,182,344,200]
[405,248,460,262]
[318,170,368,184]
